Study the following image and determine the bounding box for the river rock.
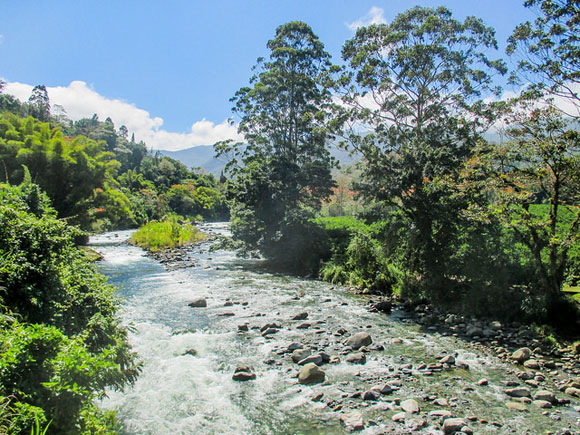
[370,300,392,314]
[292,312,308,320]
[392,412,406,422]
[232,366,256,381]
[345,353,366,364]
[506,402,528,412]
[345,332,372,350]
[440,355,455,365]
[429,409,453,418]
[465,325,483,337]
[287,343,303,352]
[298,354,323,366]
[363,390,380,401]
[292,349,312,363]
[260,323,281,332]
[443,417,466,434]
[532,400,552,408]
[379,384,394,395]
[183,348,197,356]
[311,392,324,402]
[505,387,531,398]
[237,324,249,332]
[511,347,532,363]
[433,398,449,407]
[340,411,364,431]
[261,328,279,336]
[298,363,325,385]
[533,390,556,403]
[523,359,540,369]
[400,399,420,413]
[188,297,207,308]
[565,387,580,397]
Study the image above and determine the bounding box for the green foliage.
[334,6,507,295]
[0,183,139,433]
[317,217,400,293]
[129,216,206,252]
[507,0,580,114]
[464,108,580,298]
[0,113,119,229]
[217,21,336,272]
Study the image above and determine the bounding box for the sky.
[0,1,538,151]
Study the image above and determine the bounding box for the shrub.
[129,216,205,252]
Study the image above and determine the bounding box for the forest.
[1,0,579,432]
[217,2,580,329]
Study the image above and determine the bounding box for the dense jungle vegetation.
[0,0,579,432]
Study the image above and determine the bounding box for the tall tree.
[335,7,506,295]
[28,85,51,121]
[216,21,336,270]
[507,0,580,118]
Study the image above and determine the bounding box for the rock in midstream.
[188,297,207,307]
[232,366,256,381]
[298,363,325,385]
[344,332,372,350]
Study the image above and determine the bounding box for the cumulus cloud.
[347,7,386,31]
[3,80,241,151]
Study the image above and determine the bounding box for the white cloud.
[347,7,386,31]
[3,80,242,151]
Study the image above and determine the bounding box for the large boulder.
[345,332,372,350]
[298,363,325,385]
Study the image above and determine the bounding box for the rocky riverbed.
[92,225,580,434]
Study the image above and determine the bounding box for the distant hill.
[158,145,227,176]
[158,143,359,176]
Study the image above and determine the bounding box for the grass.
[129,219,205,252]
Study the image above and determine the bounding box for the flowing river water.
[89,224,580,434]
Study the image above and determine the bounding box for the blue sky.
[1,1,537,150]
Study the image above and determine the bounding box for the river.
[89,224,580,434]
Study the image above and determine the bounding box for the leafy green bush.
[0,183,139,433]
[129,216,205,252]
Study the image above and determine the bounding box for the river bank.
[91,225,580,434]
